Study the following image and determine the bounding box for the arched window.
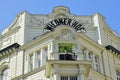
[1,68,9,80]
[116,70,120,80]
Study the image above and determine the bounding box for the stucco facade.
[0,6,120,80]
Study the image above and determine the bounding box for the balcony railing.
[59,53,77,60]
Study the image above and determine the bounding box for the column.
[92,54,95,69]
[53,64,59,80]
[78,65,85,80]
[85,49,89,60]
[0,71,2,80]
[48,44,50,60]
[41,48,44,66]
[78,46,83,60]
[53,73,59,80]
[79,74,85,80]
[33,51,36,69]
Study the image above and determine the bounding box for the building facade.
[0,6,120,80]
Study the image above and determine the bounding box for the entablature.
[105,45,120,56]
[0,43,20,58]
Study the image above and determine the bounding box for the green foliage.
[58,43,73,53]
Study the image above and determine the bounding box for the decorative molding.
[78,20,92,26]
[2,37,11,47]
[0,26,20,38]
[26,16,46,27]
[0,43,20,58]
[55,29,76,42]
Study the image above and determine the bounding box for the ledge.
[105,45,120,55]
[0,43,20,56]
[45,60,91,78]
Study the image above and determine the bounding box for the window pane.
[116,71,120,80]
[95,56,98,63]
[45,48,48,60]
[61,76,68,80]
[37,51,41,67]
[70,76,77,80]
[88,52,92,59]
[2,68,9,80]
[94,55,100,72]
[30,54,34,71]
[82,49,86,60]
[60,76,77,80]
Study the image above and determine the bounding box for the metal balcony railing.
[59,53,77,60]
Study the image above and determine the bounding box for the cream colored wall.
[25,70,48,80]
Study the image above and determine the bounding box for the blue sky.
[0,0,120,36]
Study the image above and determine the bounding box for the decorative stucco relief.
[78,20,91,26]
[55,29,76,42]
[2,37,11,47]
[26,16,49,27]
[30,17,45,26]
[75,17,93,26]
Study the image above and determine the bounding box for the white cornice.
[103,27,120,41]
[0,26,20,38]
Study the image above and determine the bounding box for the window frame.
[29,53,34,71]
[1,68,9,80]
[116,70,120,80]
[94,55,100,72]
[36,50,41,68]
[44,47,48,60]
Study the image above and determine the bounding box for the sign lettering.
[44,18,86,32]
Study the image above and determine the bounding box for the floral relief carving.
[56,30,76,41]
[78,20,92,26]
[3,38,11,47]
[28,16,45,26]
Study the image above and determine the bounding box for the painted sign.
[44,18,86,32]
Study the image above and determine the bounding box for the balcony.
[45,60,91,78]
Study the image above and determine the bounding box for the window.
[94,55,100,72]
[42,47,48,65]
[88,52,92,60]
[82,48,86,60]
[60,76,77,80]
[88,52,94,68]
[116,70,120,80]
[30,54,34,71]
[1,68,9,80]
[45,48,48,60]
[37,50,41,68]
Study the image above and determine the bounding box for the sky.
[0,0,120,36]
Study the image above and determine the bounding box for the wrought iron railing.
[59,53,77,60]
